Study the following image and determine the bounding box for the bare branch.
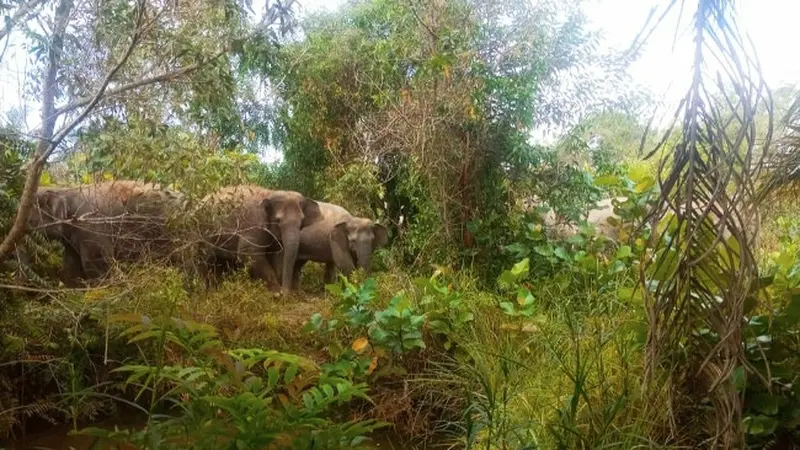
[0,0,50,44]
[53,60,209,117]
[0,0,148,262]
[0,0,73,262]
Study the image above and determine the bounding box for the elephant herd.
[24,180,388,296]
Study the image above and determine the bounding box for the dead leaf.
[352,337,369,353]
[367,356,378,375]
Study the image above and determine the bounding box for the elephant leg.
[61,243,86,287]
[323,263,337,284]
[78,237,111,282]
[247,256,280,291]
[238,233,280,291]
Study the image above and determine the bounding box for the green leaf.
[511,258,530,277]
[284,365,298,384]
[267,366,280,389]
[553,247,569,261]
[634,175,655,193]
[743,414,778,436]
[776,250,795,271]
[499,302,516,316]
[651,248,679,281]
[325,283,343,296]
[732,366,746,392]
[516,288,535,307]
[498,270,516,286]
[615,245,632,260]
[749,394,780,416]
[594,174,619,187]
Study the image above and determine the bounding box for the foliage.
[3,0,798,447]
[71,118,279,197]
[79,313,386,449]
[737,248,800,447]
[274,0,626,276]
[312,276,426,356]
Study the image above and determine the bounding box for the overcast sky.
[2,0,798,135]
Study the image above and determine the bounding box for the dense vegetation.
[1,0,799,448]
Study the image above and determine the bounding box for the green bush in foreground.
[78,314,387,449]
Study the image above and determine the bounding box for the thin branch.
[0,0,149,262]
[0,0,50,44]
[0,0,73,262]
[52,57,215,117]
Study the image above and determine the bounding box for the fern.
[78,315,388,449]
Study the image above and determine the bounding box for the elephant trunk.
[280,225,301,295]
[355,241,372,273]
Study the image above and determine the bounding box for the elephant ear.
[372,223,388,249]
[260,197,274,220]
[40,190,69,220]
[302,199,323,227]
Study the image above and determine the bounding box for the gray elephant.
[285,201,388,288]
[26,180,185,286]
[195,185,322,296]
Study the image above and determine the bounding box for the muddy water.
[2,423,404,449]
[2,424,137,449]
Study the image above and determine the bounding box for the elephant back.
[196,185,273,232]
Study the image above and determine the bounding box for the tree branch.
[53,61,206,117]
[0,0,49,43]
[0,0,72,262]
[0,0,148,262]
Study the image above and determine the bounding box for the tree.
[641,1,772,446]
[273,0,631,273]
[0,0,297,262]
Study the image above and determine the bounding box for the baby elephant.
[286,202,388,289]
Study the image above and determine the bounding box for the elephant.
[26,180,185,286]
[523,196,629,241]
[195,185,322,296]
[284,201,388,289]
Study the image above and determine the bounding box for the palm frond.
[757,94,800,201]
[641,0,771,446]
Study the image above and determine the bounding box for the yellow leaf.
[39,171,52,186]
[103,171,114,181]
[352,337,369,353]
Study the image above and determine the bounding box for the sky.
[2,0,799,137]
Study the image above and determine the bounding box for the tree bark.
[0,0,72,262]
[0,0,149,262]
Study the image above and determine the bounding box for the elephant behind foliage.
[26,180,186,286]
[194,185,322,295]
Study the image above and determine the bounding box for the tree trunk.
[0,0,73,263]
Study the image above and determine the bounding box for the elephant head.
[27,187,73,240]
[331,217,388,274]
[261,191,323,295]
